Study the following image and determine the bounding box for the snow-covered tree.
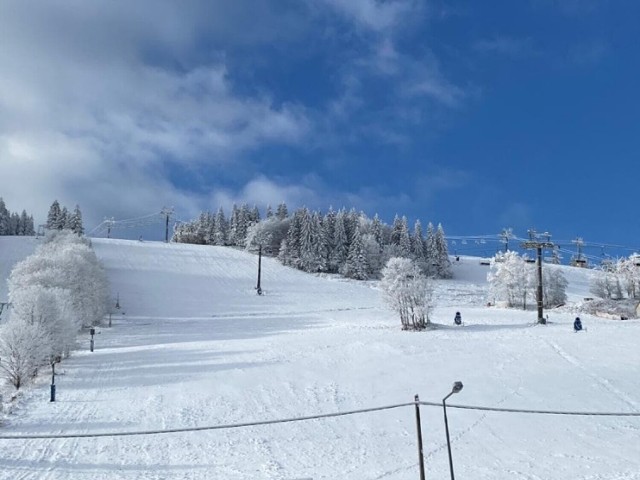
[542,265,568,307]
[1,231,109,389]
[342,226,368,280]
[0,319,51,389]
[68,205,84,236]
[0,198,9,235]
[590,270,623,300]
[330,210,349,272]
[214,207,228,246]
[276,202,288,220]
[380,257,433,330]
[433,224,452,278]
[488,251,535,309]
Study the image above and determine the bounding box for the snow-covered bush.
[380,257,433,330]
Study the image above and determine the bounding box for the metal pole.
[537,246,545,324]
[165,212,169,243]
[50,362,56,402]
[415,394,426,480]
[256,244,262,295]
[443,395,455,480]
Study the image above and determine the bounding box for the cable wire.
[419,401,640,416]
[1,400,639,441]
[0,402,415,440]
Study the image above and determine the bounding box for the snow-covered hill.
[1,238,639,480]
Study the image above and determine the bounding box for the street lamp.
[443,381,464,480]
[50,355,61,402]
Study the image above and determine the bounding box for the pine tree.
[19,210,30,235]
[9,212,20,235]
[276,202,288,220]
[60,206,70,230]
[424,222,437,277]
[371,214,383,250]
[330,210,349,273]
[46,200,62,230]
[342,226,368,280]
[434,224,452,278]
[68,205,84,236]
[214,207,228,246]
[266,204,274,219]
[0,198,9,235]
[323,208,337,268]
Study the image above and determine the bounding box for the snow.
[1,237,640,479]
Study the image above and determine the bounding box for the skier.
[454,311,462,326]
[573,317,583,332]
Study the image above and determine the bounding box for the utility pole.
[161,207,174,243]
[521,230,555,324]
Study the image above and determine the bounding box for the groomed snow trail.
[0,239,639,479]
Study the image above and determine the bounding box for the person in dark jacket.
[573,317,583,332]
[454,311,462,326]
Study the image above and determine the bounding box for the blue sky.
[1,0,638,259]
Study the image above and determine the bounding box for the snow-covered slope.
[0,238,639,480]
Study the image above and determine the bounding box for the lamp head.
[452,381,463,394]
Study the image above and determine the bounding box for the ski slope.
[1,238,639,480]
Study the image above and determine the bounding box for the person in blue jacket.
[573,317,583,332]
[454,311,462,326]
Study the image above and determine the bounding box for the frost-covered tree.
[1,230,109,389]
[0,319,51,389]
[0,198,9,235]
[246,215,291,255]
[279,209,303,267]
[433,224,452,279]
[342,226,368,280]
[330,210,349,272]
[617,256,640,299]
[542,265,568,307]
[68,205,84,236]
[390,215,411,257]
[424,222,437,277]
[411,220,427,269]
[60,206,70,230]
[214,207,228,246]
[276,202,288,220]
[47,200,61,230]
[488,251,535,309]
[380,257,433,330]
[590,270,623,300]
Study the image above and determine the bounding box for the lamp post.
[443,381,464,480]
[90,328,95,352]
[50,356,61,402]
[256,244,263,295]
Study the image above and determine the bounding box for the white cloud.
[0,2,310,230]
